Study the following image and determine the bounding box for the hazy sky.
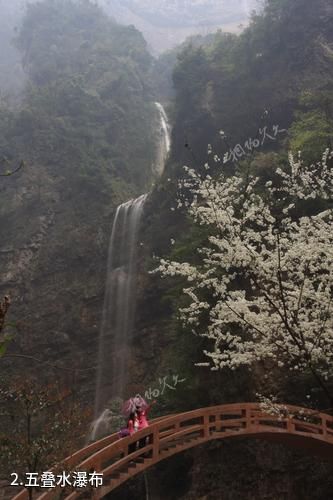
[0,0,260,93]
[99,0,259,53]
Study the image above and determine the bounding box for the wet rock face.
[0,168,111,403]
[0,210,55,285]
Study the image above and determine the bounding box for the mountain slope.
[0,0,158,400]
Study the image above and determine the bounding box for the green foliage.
[289,88,333,161]
[170,0,333,165]
[290,110,332,160]
[0,334,13,358]
[151,33,218,102]
[0,379,90,479]
[0,0,156,204]
[145,0,333,423]
[15,0,151,86]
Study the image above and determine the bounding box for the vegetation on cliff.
[0,379,89,497]
[0,0,156,204]
[125,2,333,496]
[0,2,158,489]
[168,0,332,165]
[137,3,333,495]
[1,0,333,497]
[0,0,157,401]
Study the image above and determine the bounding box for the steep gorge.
[113,0,333,497]
[0,0,158,404]
[1,0,333,499]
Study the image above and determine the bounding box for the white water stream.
[91,103,170,440]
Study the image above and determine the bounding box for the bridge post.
[286,417,294,432]
[152,426,159,461]
[245,406,251,430]
[203,413,210,438]
[92,490,101,500]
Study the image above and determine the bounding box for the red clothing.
[127,415,139,435]
[137,405,152,430]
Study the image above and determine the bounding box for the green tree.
[156,148,333,409]
[0,0,156,200]
[170,0,333,164]
[0,379,90,499]
[290,89,333,161]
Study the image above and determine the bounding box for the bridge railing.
[12,403,333,500]
[62,403,333,498]
[11,414,170,500]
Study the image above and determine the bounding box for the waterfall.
[154,102,171,177]
[91,103,170,440]
[93,195,146,421]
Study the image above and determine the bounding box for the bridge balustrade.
[12,403,333,500]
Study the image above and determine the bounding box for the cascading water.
[93,195,147,418]
[154,101,171,177]
[91,103,170,440]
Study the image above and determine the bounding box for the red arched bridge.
[13,403,333,499]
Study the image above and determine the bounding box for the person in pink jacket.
[136,400,156,430]
[127,411,139,454]
[136,400,156,450]
[128,411,139,434]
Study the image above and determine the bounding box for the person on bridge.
[136,400,156,450]
[128,411,139,434]
[127,411,139,454]
[136,399,156,429]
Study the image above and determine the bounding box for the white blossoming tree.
[155,148,333,407]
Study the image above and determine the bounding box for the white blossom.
[154,149,333,401]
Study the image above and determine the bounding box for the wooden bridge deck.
[12,403,333,499]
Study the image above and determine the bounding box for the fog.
[99,0,259,53]
[0,0,26,95]
[1,0,333,496]
[0,0,259,95]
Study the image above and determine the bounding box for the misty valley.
[0,1,333,499]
